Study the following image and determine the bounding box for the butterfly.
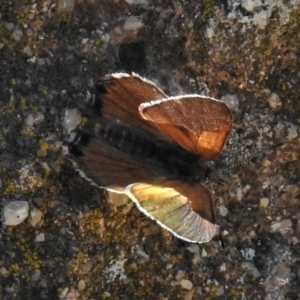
[68,73,232,243]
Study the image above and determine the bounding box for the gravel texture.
[0,0,300,299]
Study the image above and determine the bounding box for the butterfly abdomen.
[98,122,159,159]
[97,121,208,181]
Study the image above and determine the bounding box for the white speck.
[131,245,150,261]
[3,201,29,226]
[103,259,127,283]
[222,230,229,236]
[240,0,262,12]
[64,108,81,133]
[25,112,45,128]
[241,248,255,260]
[124,16,144,31]
[236,183,243,201]
[81,38,89,44]
[205,19,215,40]
[28,56,37,63]
[124,0,148,5]
[285,122,299,140]
[219,204,228,217]
[219,263,226,272]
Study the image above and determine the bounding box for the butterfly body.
[96,120,210,181]
[68,73,232,243]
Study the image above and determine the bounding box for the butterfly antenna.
[67,131,93,156]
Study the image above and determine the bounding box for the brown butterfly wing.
[70,136,164,191]
[70,136,217,243]
[139,96,232,160]
[126,180,216,243]
[96,73,168,137]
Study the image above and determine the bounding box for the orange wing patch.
[140,95,232,160]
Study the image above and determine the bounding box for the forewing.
[139,95,232,160]
[126,180,216,243]
[96,73,168,137]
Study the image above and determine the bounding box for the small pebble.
[31,269,41,281]
[241,262,261,278]
[219,263,226,272]
[271,219,292,232]
[124,0,148,4]
[58,0,75,12]
[273,262,291,280]
[220,94,240,112]
[124,16,144,31]
[12,28,23,41]
[3,201,29,226]
[241,248,255,260]
[219,204,228,216]
[35,232,45,242]
[0,267,8,276]
[201,248,208,257]
[81,261,93,274]
[78,279,86,291]
[64,108,81,133]
[175,270,185,281]
[4,22,14,31]
[180,279,193,290]
[286,122,298,140]
[186,244,199,255]
[30,207,43,227]
[215,285,225,296]
[25,112,45,127]
[23,46,33,56]
[240,0,262,12]
[266,93,282,109]
[260,198,269,208]
[103,259,127,283]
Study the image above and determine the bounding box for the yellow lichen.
[80,117,88,126]
[19,97,27,109]
[3,180,20,195]
[42,87,48,95]
[21,129,36,136]
[39,140,49,151]
[1,105,15,114]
